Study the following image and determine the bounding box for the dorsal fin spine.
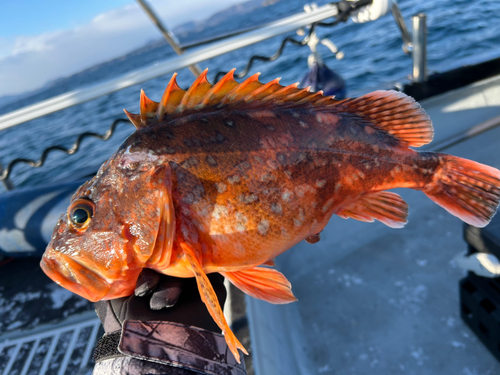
[180,68,212,110]
[284,86,311,102]
[262,82,299,102]
[140,90,158,124]
[244,78,281,102]
[221,73,261,104]
[124,109,143,129]
[200,69,238,106]
[297,90,323,105]
[157,73,185,119]
[314,95,335,105]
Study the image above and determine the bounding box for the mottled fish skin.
[41,69,500,362]
[121,107,436,275]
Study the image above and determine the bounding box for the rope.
[0,119,130,182]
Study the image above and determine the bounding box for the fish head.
[41,150,173,302]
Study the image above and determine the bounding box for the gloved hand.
[92,270,246,374]
[95,269,226,334]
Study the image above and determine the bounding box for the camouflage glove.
[94,269,226,334]
[92,270,246,374]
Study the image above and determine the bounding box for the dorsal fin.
[200,69,238,107]
[140,90,158,124]
[334,91,433,147]
[123,109,142,129]
[243,78,281,102]
[179,68,212,111]
[124,69,432,145]
[221,73,262,104]
[283,86,311,102]
[262,82,300,103]
[157,73,186,119]
[297,90,324,105]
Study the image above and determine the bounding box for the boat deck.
[247,76,500,374]
[0,258,96,375]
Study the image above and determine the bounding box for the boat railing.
[0,311,100,375]
[0,2,355,132]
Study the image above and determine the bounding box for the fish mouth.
[41,252,111,302]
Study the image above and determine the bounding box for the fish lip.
[41,252,111,302]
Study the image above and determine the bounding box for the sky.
[0,0,244,98]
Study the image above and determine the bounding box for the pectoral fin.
[336,191,408,228]
[221,267,297,304]
[146,165,175,269]
[179,242,247,363]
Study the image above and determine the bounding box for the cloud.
[0,0,243,97]
[10,31,63,55]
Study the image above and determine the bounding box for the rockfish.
[41,69,500,362]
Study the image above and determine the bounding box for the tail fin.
[424,155,500,227]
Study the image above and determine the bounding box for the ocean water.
[0,0,499,193]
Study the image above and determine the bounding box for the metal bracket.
[390,3,427,82]
[455,251,500,278]
[297,3,344,66]
[0,162,14,190]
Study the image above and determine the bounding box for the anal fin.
[180,242,247,363]
[221,267,297,304]
[336,191,408,228]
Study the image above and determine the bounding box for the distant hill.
[0,93,26,109]
[173,0,281,42]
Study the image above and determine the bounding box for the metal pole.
[135,0,202,77]
[412,13,427,83]
[391,2,412,54]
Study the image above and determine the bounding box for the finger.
[150,276,182,310]
[94,300,122,332]
[135,268,161,297]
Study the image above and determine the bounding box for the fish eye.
[68,198,95,231]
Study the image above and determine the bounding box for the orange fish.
[41,68,500,362]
